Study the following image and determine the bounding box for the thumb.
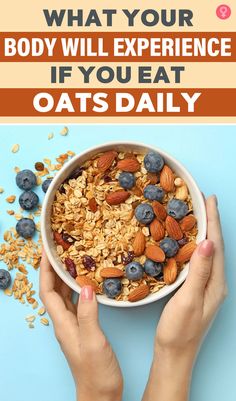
[77,286,101,341]
[184,240,214,294]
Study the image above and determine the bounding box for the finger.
[60,282,76,314]
[65,299,77,315]
[60,281,73,299]
[77,286,101,342]
[54,273,63,292]
[39,247,56,293]
[206,195,225,283]
[184,240,214,295]
[40,248,68,325]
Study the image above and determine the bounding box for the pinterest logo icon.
[216,4,231,19]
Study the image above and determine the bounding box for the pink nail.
[198,240,214,257]
[81,285,93,302]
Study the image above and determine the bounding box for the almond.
[100,268,124,278]
[165,216,183,240]
[88,197,98,212]
[97,151,117,171]
[145,245,165,262]
[147,172,159,184]
[133,231,146,256]
[128,284,150,302]
[163,258,178,285]
[150,219,165,241]
[117,158,140,172]
[76,275,98,292]
[175,241,197,263]
[152,201,167,221]
[180,215,197,232]
[53,232,71,250]
[160,165,175,192]
[176,185,188,201]
[106,190,130,205]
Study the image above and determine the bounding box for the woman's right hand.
[143,195,227,401]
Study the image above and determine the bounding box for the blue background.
[0,125,235,401]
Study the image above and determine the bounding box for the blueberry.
[0,269,11,290]
[16,218,36,238]
[19,191,39,210]
[118,172,135,189]
[103,278,122,299]
[144,185,165,201]
[160,238,179,257]
[16,169,37,190]
[144,151,164,173]
[42,178,53,193]
[125,262,143,281]
[167,199,188,220]
[135,203,154,225]
[144,259,163,277]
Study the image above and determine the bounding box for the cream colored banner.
[0,0,235,32]
[0,63,235,89]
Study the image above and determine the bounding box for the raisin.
[62,232,75,243]
[121,251,134,265]
[178,237,188,247]
[68,167,84,180]
[82,255,96,271]
[65,257,77,278]
[59,184,66,194]
[53,232,71,250]
[103,175,112,183]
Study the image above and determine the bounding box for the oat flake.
[11,144,20,153]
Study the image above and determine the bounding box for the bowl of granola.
[41,142,206,307]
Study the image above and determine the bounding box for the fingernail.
[80,286,93,302]
[198,240,214,257]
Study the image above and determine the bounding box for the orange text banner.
[0,32,235,62]
[0,88,235,116]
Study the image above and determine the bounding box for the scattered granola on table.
[51,150,198,302]
[0,145,75,327]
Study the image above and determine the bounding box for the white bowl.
[41,141,207,307]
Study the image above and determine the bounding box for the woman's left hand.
[40,250,123,401]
